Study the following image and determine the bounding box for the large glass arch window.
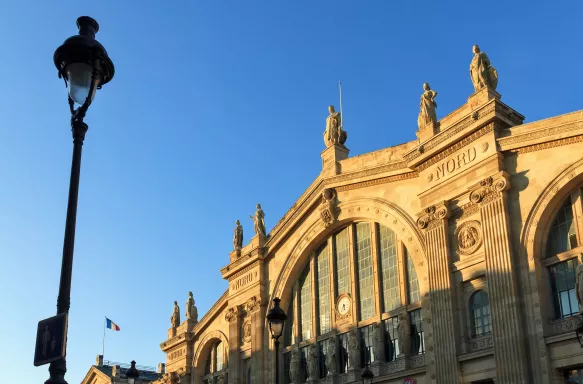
[543,192,583,320]
[202,341,226,384]
[282,221,423,381]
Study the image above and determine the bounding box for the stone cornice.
[404,102,499,164]
[417,122,497,172]
[507,135,583,155]
[335,172,417,192]
[330,161,410,183]
[498,110,583,152]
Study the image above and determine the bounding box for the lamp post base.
[45,359,68,384]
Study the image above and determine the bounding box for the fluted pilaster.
[417,202,461,384]
[470,174,529,383]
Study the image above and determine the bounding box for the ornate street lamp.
[266,298,288,384]
[126,361,140,384]
[46,16,114,384]
[361,364,374,384]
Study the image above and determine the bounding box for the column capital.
[244,295,263,313]
[468,172,510,205]
[225,306,239,323]
[416,201,449,230]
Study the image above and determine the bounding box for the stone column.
[469,174,529,383]
[416,202,461,384]
[247,296,266,384]
[225,306,241,384]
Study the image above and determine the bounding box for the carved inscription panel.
[422,138,493,186]
[229,265,260,295]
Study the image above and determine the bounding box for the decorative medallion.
[242,321,252,343]
[454,220,482,255]
[319,188,340,228]
[335,294,352,320]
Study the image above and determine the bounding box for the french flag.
[106,318,120,331]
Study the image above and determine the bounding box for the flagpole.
[339,80,343,129]
[102,316,106,359]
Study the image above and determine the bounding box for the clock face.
[337,296,351,315]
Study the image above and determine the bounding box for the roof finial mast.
[339,80,344,130]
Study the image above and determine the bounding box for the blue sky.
[1,0,581,382]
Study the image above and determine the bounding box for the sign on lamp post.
[34,313,68,367]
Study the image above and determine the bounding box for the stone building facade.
[154,55,583,383]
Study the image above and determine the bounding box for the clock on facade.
[336,295,352,316]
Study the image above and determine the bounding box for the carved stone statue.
[233,220,243,249]
[397,312,411,357]
[576,255,583,313]
[324,105,347,148]
[348,328,361,369]
[250,204,266,236]
[372,322,384,363]
[170,301,180,328]
[306,344,319,380]
[470,45,498,92]
[289,348,299,384]
[417,83,438,130]
[326,338,337,375]
[186,292,198,322]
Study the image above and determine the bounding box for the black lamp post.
[266,298,288,384]
[46,16,114,384]
[361,364,374,384]
[126,361,140,384]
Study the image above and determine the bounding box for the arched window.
[545,196,582,319]
[202,341,226,384]
[281,221,423,381]
[547,200,577,255]
[470,291,492,337]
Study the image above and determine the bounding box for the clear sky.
[1,0,581,382]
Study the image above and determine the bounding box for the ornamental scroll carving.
[244,296,261,313]
[454,220,483,255]
[319,188,340,228]
[469,176,509,205]
[417,204,448,230]
[225,306,239,323]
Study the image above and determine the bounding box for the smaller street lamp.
[266,298,288,384]
[361,364,374,384]
[126,361,140,384]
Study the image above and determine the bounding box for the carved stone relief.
[417,204,449,230]
[454,220,483,255]
[242,321,252,344]
[225,306,239,323]
[245,296,261,313]
[469,176,509,205]
[319,188,340,228]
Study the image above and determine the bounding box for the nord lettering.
[433,147,477,181]
[231,271,256,291]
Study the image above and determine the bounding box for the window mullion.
[571,189,583,247]
[348,224,359,321]
[396,239,407,306]
[328,237,337,330]
[310,254,317,339]
[370,223,382,318]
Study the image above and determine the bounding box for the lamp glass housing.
[270,320,284,339]
[66,62,99,104]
